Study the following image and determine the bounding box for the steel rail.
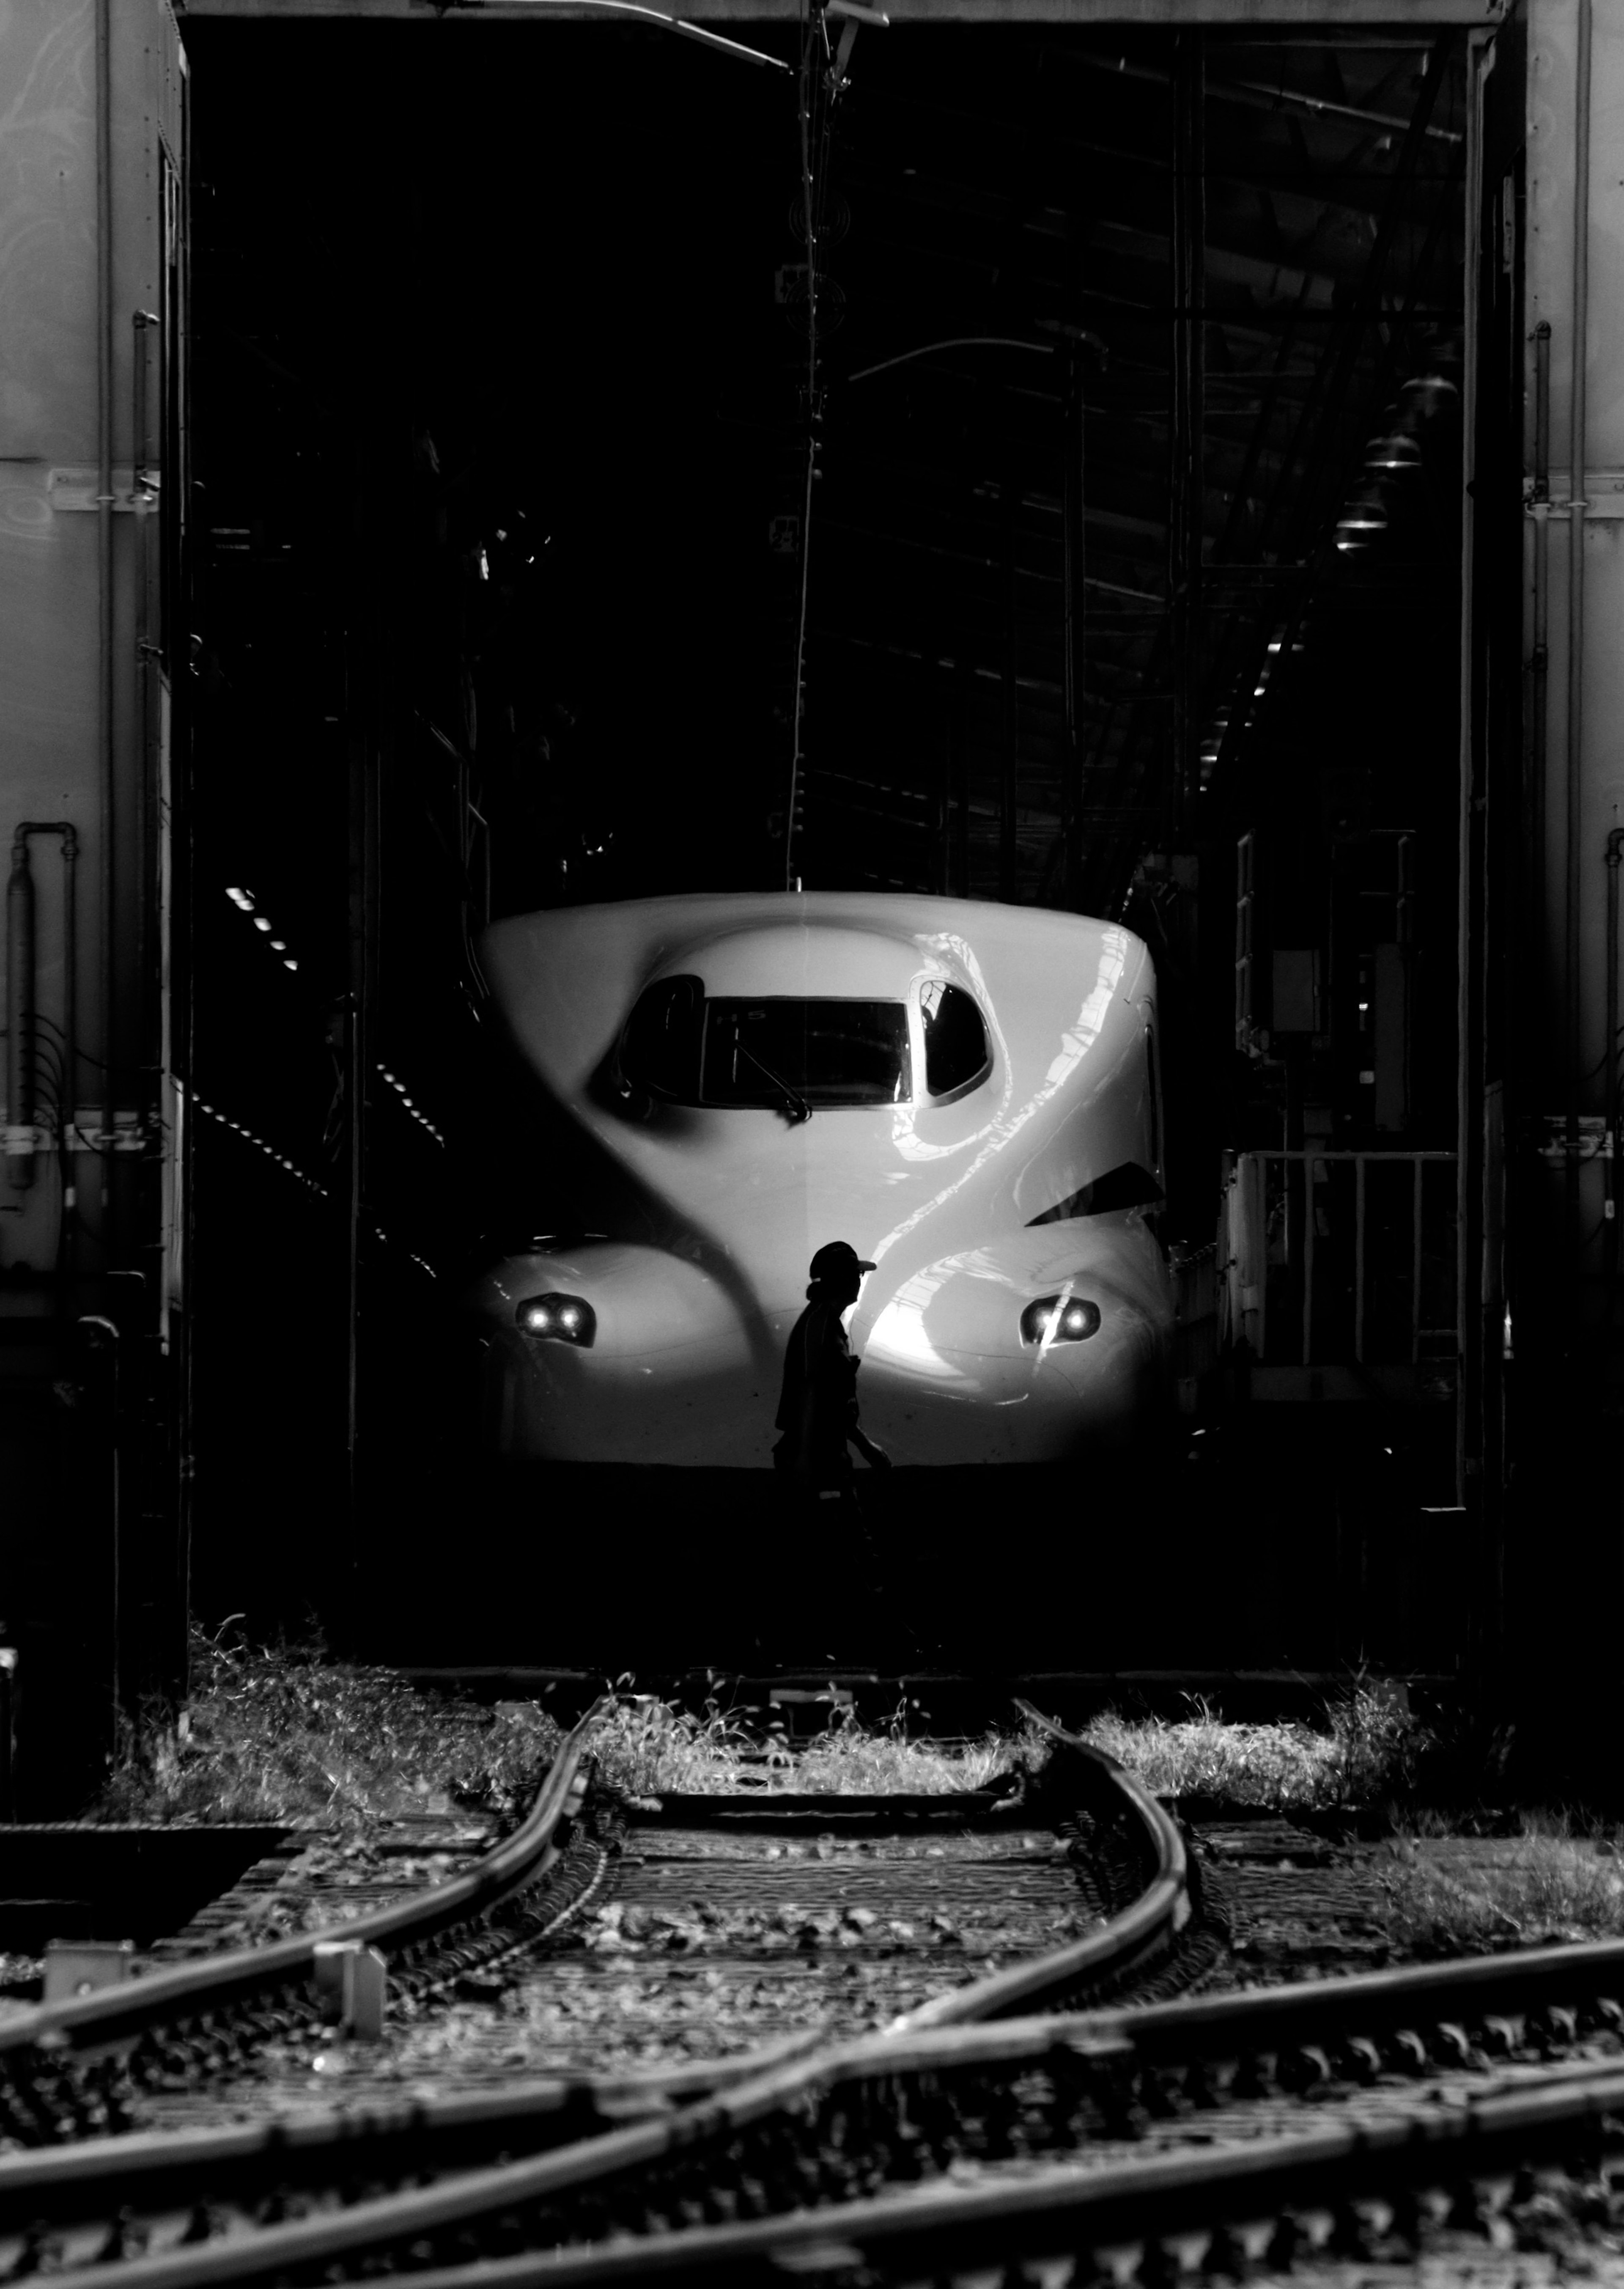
[19,1768,1624,2289]
[897,1700,1190,2027]
[0,1700,609,2077]
[368,2060,1624,2287]
[0,1694,1179,2121]
[17,1922,1624,2289]
[0,1714,1200,2281]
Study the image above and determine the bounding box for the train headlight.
[1020,1294,1101,1345]
[515,1293,596,1347]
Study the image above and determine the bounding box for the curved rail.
[0,1700,608,2100]
[0,1700,1204,2278]
[10,1924,1624,2288]
[0,1690,1183,2135]
[12,1744,1624,2288]
[897,1699,1191,2028]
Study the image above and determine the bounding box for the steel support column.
[1061,348,1088,908]
[1169,26,1205,844]
[1000,451,1019,904]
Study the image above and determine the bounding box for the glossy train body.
[469,892,1173,1467]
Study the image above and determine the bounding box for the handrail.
[1224,1145,1459,1369]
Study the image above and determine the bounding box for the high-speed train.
[466,892,1174,1468]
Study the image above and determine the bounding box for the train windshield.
[702,1000,911,1107]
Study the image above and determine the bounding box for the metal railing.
[1221,1148,1458,1374]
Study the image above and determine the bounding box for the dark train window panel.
[920,981,990,1100]
[702,1000,911,1108]
[620,975,704,1100]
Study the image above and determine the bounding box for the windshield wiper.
[738,1043,812,1124]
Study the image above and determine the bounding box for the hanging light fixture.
[1364,430,1422,473]
[1401,372,1459,417]
[1336,485,1388,551]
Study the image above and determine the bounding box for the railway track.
[10,1707,1624,2283]
[4,1708,1624,2284]
[25,1930,1624,2289]
[99,1699,1196,2129]
[0,1703,1200,2272]
[0,1705,612,2143]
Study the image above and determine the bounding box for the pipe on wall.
[6,838,36,1193]
[1564,0,1592,1258]
[5,826,79,1203]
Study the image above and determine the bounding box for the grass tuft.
[1079,1685,1431,1812]
[582,1695,767,1797]
[584,1692,1042,1797]
[102,1651,1041,1831]
[1385,1822,1624,1954]
[779,1705,1044,1795]
[97,1628,563,1832]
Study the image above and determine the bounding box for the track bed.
[133,1783,1146,2124]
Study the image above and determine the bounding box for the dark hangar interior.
[177,18,1476,1665]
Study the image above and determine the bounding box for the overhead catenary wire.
[848,337,1057,384]
[483,0,787,70]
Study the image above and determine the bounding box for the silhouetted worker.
[773,1241,892,1492]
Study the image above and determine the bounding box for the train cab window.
[702,1000,911,1107]
[620,975,703,1100]
[920,980,991,1099]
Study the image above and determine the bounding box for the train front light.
[516,1293,596,1347]
[1020,1294,1102,1346]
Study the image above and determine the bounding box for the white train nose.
[474,890,1170,1467]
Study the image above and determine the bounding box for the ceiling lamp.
[1336,486,1388,551]
[1402,372,1459,408]
[1365,431,1421,473]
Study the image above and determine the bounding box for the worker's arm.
[850,1425,892,1471]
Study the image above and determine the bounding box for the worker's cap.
[809,1240,877,1282]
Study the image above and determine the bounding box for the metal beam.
[176,0,1505,23]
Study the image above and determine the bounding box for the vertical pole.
[95,0,115,1252]
[1564,0,1593,1278]
[132,314,159,1184]
[1412,1155,1424,1367]
[952,638,972,898]
[1605,833,1623,1303]
[785,16,820,893]
[938,696,952,897]
[1000,457,1019,904]
[1170,27,1205,843]
[1061,347,1087,907]
[1455,30,1490,1514]
[62,828,77,1261]
[75,1317,121,1745]
[5,837,36,1193]
[343,631,374,1630]
[1531,321,1551,1181]
[1355,1154,1366,1365]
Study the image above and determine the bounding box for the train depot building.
[0,0,1613,1805]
